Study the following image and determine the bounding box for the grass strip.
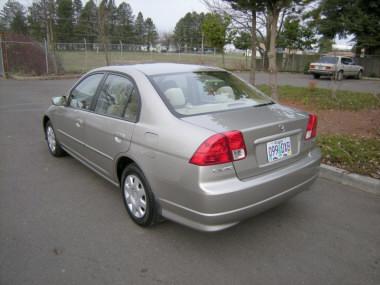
[257,84,380,111]
[317,135,380,178]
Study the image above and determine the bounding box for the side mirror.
[51,96,67,106]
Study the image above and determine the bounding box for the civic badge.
[278,124,285,132]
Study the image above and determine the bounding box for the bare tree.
[98,0,110,65]
[203,0,258,84]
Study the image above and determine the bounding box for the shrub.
[4,33,56,75]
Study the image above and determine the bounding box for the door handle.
[114,132,126,143]
[75,119,83,128]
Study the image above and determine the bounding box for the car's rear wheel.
[45,121,66,157]
[121,163,160,227]
[312,74,320,79]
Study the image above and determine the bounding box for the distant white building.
[224,43,262,58]
[332,44,354,51]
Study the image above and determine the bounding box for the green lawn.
[317,135,380,178]
[257,85,380,111]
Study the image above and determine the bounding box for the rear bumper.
[160,147,321,232]
[309,69,334,76]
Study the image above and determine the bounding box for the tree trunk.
[103,38,110,66]
[268,9,280,101]
[98,1,110,66]
[249,6,257,85]
[264,14,271,71]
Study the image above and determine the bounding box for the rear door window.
[94,74,139,121]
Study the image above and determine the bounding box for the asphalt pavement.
[0,79,379,285]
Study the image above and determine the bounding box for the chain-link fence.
[1,39,380,78]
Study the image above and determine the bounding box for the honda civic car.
[43,63,321,231]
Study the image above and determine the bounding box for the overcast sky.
[122,0,208,32]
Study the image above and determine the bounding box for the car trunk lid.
[182,104,310,180]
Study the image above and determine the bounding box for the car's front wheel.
[121,163,160,227]
[335,70,343,81]
[45,121,66,157]
[356,70,363,80]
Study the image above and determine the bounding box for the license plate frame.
[266,137,292,163]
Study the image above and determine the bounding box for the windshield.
[317,56,338,64]
[149,71,273,116]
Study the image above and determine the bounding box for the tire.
[312,74,320,79]
[121,163,160,227]
[356,70,363,80]
[335,70,343,81]
[45,121,66,157]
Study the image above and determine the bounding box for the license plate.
[266,137,292,162]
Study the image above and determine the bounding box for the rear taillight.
[310,64,315,69]
[189,130,247,166]
[305,114,318,140]
[326,66,331,70]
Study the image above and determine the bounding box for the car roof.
[91,63,223,76]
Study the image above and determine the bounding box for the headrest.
[164,88,186,107]
[216,86,234,98]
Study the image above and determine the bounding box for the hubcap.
[124,174,147,218]
[47,126,56,153]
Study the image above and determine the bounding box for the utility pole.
[44,38,49,74]
[0,32,9,79]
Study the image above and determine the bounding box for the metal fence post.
[119,40,122,58]
[44,38,49,74]
[84,38,87,72]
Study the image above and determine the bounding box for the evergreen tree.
[116,2,135,43]
[10,8,28,34]
[106,0,118,43]
[233,31,251,50]
[56,0,74,42]
[202,13,231,65]
[315,0,380,54]
[144,17,158,50]
[174,12,205,50]
[28,1,46,41]
[75,0,98,43]
[134,12,145,45]
[277,17,316,51]
[72,0,82,24]
[0,0,27,32]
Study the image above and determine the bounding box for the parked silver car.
[43,63,321,231]
[309,55,364,80]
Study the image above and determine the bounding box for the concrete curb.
[319,164,380,195]
[362,76,380,81]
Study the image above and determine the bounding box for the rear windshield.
[149,71,273,116]
[317,56,338,64]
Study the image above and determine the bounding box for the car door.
[342,57,354,75]
[53,73,105,157]
[81,73,140,178]
[351,58,360,73]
